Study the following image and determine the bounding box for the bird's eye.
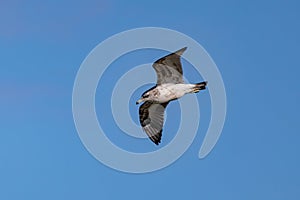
[143,94,149,98]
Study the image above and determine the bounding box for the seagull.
[136,47,207,145]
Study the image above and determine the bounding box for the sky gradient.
[1,0,300,199]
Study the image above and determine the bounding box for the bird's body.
[141,83,202,103]
[136,47,207,145]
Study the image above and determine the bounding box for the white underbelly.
[156,84,194,102]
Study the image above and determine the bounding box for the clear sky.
[1,0,300,199]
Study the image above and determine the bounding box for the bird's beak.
[136,98,144,105]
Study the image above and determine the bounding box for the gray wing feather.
[139,101,168,145]
[152,47,187,85]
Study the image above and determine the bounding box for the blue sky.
[1,0,300,199]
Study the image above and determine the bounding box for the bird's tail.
[192,81,207,93]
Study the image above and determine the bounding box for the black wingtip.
[149,130,162,145]
[149,136,161,145]
[153,139,160,145]
[174,47,187,56]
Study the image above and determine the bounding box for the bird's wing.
[152,47,187,85]
[139,101,169,145]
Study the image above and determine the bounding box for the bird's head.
[136,93,150,105]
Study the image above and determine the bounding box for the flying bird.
[136,47,207,145]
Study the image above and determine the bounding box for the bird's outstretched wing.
[139,101,169,145]
[152,47,187,85]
